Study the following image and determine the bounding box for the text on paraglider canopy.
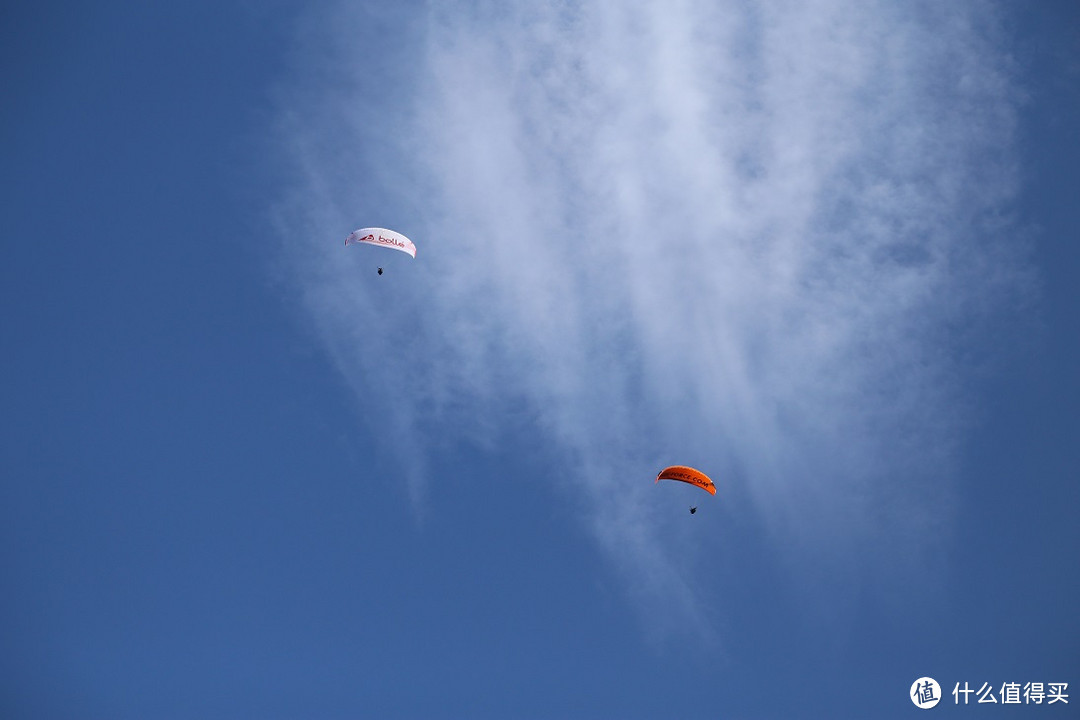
[664,470,711,488]
[377,234,407,250]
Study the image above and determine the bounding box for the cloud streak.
[272,0,1031,631]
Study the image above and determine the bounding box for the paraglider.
[656,465,716,495]
[346,228,415,276]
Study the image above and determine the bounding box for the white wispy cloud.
[272,0,1031,631]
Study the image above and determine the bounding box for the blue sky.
[2,1,1078,718]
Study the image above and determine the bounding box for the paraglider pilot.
[377,267,383,275]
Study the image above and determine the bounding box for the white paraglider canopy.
[345,227,416,258]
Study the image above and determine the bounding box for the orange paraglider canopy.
[656,465,716,495]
